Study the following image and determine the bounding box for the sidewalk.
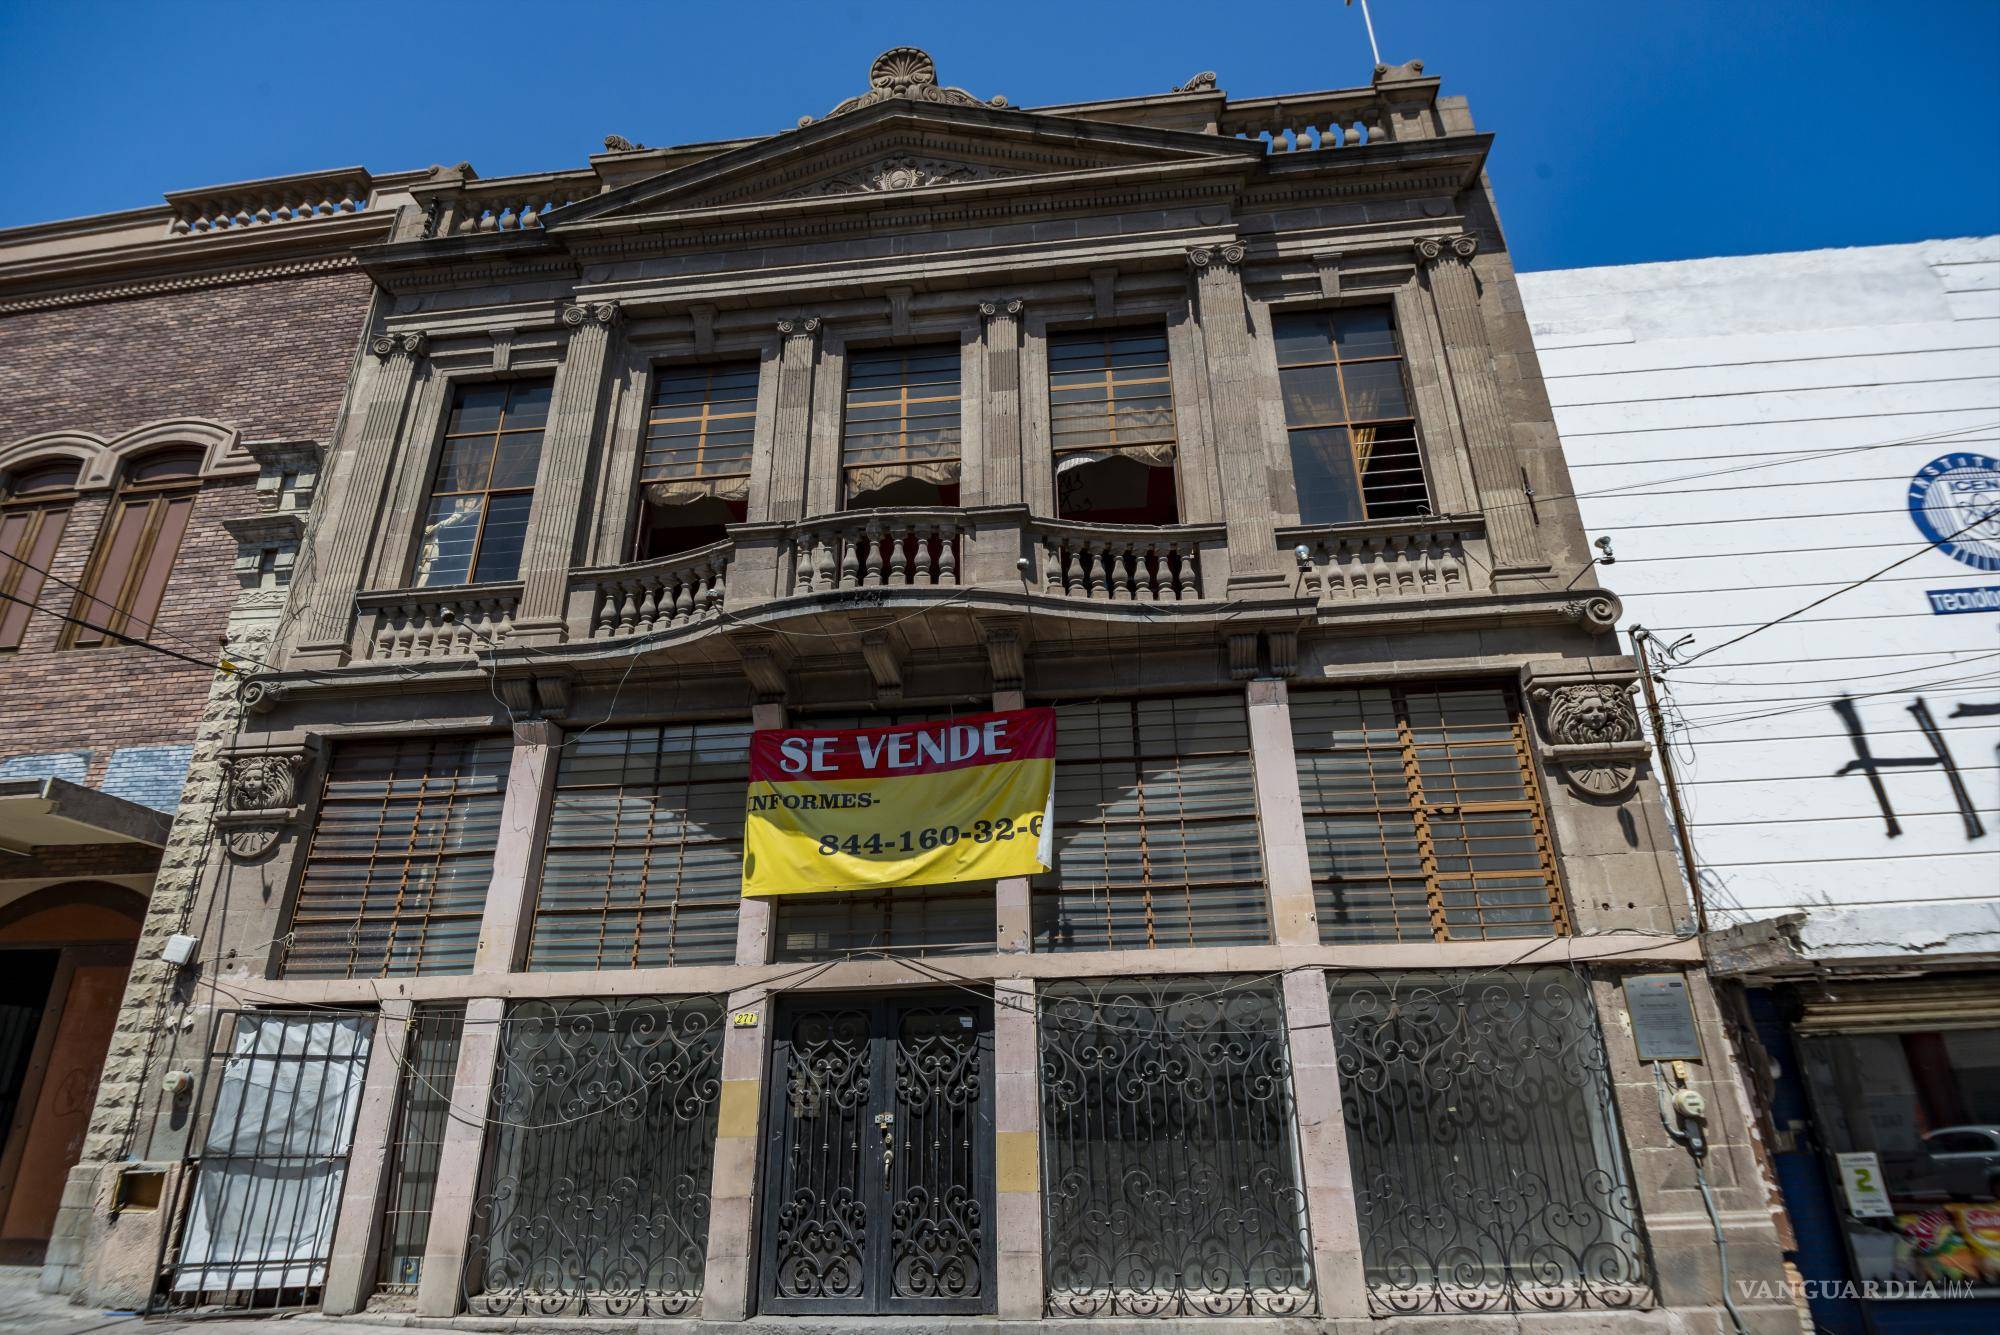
[0,1267,358,1335]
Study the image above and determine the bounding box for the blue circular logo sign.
[1909,453,2000,573]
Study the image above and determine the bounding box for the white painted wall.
[1519,238,2000,948]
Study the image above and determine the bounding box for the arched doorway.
[0,883,144,1262]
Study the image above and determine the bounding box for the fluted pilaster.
[513,303,619,639]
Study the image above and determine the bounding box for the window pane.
[1287,428,1364,526]
[447,385,509,435]
[413,495,481,587]
[487,432,544,491]
[1338,360,1411,421]
[1293,684,1564,943]
[1279,365,1343,426]
[471,492,533,583]
[1332,307,1399,360]
[283,736,511,979]
[432,438,495,494]
[1272,312,1331,367]
[502,381,551,430]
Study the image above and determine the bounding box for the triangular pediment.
[548,97,1260,231]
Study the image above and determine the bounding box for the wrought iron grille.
[159,1010,374,1309]
[1037,978,1314,1317]
[461,996,723,1316]
[1326,968,1651,1315]
[374,1006,463,1294]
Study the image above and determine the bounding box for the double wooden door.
[758,994,994,1314]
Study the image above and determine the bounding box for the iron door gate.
[758,994,993,1315]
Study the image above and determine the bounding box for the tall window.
[413,380,550,586]
[527,722,750,970]
[639,363,758,559]
[1048,328,1179,522]
[1273,307,1430,524]
[1033,695,1268,951]
[0,459,79,650]
[842,345,961,507]
[281,736,510,978]
[65,448,200,647]
[1291,684,1566,943]
[1328,969,1649,1315]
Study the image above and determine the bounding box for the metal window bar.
[1326,968,1653,1315]
[373,1006,464,1295]
[1292,684,1568,943]
[527,721,750,971]
[642,362,760,489]
[281,735,511,979]
[1038,977,1316,1317]
[156,1009,375,1311]
[461,996,725,1317]
[1272,307,1432,523]
[1032,696,1270,951]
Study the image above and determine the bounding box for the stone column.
[991,679,1033,954]
[993,977,1042,1319]
[321,999,413,1315]
[296,332,427,665]
[513,302,619,642]
[1245,678,1319,946]
[763,318,822,521]
[415,995,504,1317]
[734,700,783,967]
[1281,971,1370,1319]
[471,719,559,976]
[1415,236,1547,581]
[979,299,1025,507]
[1187,245,1283,588]
[702,985,775,1319]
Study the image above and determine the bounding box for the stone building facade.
[50,50,1795,1331]
[0,168,421,1274]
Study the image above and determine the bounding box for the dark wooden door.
[758,994,994,1315]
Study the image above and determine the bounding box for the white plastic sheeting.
[172,1014,372,1294]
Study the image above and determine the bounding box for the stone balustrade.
[1280,516,1489,603]
[790,510,967,592]
[431,174,600,235]
[164,169,376,236]
[356,584,521,660]
[1218,77,1440,154]
[577,545,729,638]
[1033,520,1223,602]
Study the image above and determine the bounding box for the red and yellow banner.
[741,708,1055,897]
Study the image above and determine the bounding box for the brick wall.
[0,269,374,793]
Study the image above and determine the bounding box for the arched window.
[0,458,82,650]
[66,447,202,648]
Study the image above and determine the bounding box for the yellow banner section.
[742,759,1053,896]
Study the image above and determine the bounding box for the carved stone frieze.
[786,154,1013,198]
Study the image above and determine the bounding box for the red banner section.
[748,708,1056,783]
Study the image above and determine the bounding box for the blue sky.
[1,0,1994,270]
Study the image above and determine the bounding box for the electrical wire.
[0,587,235,672]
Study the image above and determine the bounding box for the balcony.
[345,510,1500,663]
[1278,515,1490,605]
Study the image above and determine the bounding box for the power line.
[0,587,232,673]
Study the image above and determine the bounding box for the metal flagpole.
[1348,0,1383,67]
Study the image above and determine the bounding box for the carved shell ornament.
[805,47,1009,125]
